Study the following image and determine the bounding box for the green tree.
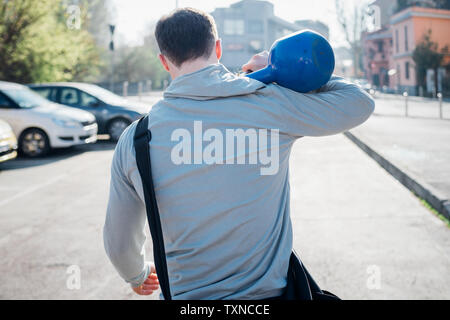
[412,30,449,94]
[99,23,169,89]
[0,0,100,83]
[109,44,168,89]
[433,0,450,9]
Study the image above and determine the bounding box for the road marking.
[0,173,68,207]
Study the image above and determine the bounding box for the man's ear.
[159,54,170,72]
[215,39,222,60]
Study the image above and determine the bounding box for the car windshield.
[81,84,127,105]
[3,87,50,108]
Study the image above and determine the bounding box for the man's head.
[155,8,222,79]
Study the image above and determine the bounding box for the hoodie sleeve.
[263,76,375,138]
[103,124,151,288]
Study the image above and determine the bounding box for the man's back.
[104,64,374,299]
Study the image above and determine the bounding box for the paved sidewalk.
[372,93,450,119]
[291,135,449,299]
[349,114,450,218]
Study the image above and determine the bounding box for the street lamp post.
[109,24,116,93]
[438,92,443,119]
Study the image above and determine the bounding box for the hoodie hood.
[164,64,266,101]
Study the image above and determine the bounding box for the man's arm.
[265,77,375,138]
[103,124,159,295]
[243,52,375,138]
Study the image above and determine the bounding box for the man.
[104,8,374,300]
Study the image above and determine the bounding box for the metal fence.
[371,91,448,120]
[96,80,170,97]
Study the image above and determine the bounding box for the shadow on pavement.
[0,139,116,171]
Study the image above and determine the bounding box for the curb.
[344,131,450,221]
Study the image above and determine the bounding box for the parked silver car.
[29,83,150,141]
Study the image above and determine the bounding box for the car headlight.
[52,118,82,128]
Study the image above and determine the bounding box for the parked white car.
[0,118,17,163]
[0,81,98,157]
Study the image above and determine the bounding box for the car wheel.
[19,128,50,158]
[108,118,131,142]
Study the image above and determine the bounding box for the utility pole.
[109,24,116,93]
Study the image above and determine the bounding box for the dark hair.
[155,8,218,67]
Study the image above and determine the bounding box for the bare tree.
[335,0,371,78]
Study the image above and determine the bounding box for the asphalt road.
[0,141,155,300]
[0,94,448,299]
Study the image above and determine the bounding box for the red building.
[362,1,450,94]
[362,28,393,89]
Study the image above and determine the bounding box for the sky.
[112,0,351,48]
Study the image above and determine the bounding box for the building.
[369,0,442,29]
[211,0,329,71]
[362,27,393,88]
[390,6,450,94]
[294,20,329,40]
[362,0,397,90]
[370,0,398,28]
[363,1,450,94]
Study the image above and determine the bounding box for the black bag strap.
[284,251,314,300]
[287,250,340,301]
[133,115,172,300]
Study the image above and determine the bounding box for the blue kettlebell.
[246,30,335,93]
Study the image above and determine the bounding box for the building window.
[397,64,401,83]
[404,26,409,52]
[224,19,245,35]
[369,48,375,60]
[378,41,384,53]
[405,62,410,79]
[248,20,263,34]
[395,29,399,53]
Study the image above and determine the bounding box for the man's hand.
[242,51,269,74]
[132,265,160,296]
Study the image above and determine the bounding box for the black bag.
[133,115,340,301]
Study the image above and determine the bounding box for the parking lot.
[0,140,155,299]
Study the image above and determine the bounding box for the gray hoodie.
[104,63,375,300]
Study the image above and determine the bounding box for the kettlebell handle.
[246,66,275,84]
